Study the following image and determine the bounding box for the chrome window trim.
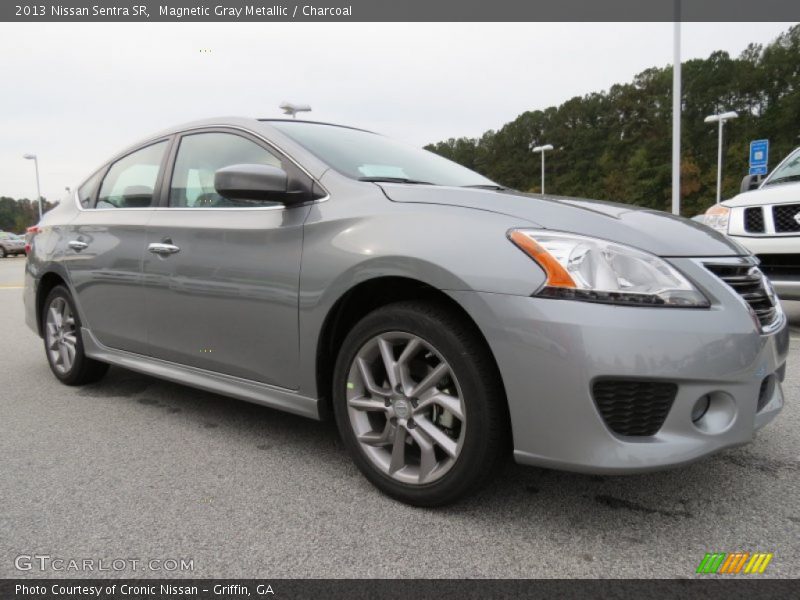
[74,124,330,213]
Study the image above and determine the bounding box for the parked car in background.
[24,117,788,505]
[705,146,800,300]
[0,232,26,257]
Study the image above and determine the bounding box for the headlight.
[704,204,730,233]
[509,230,709,307]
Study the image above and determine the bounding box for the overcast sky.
[0,22,794,201]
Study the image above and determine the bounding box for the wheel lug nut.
[407,419,416,429]
[395,384,403,394]
[411,397,418,407]
[384,399,391,407]
[390,417,397,425]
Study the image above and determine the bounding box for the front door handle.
[148,242,181,256]
[68,240,89,251]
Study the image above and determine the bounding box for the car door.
[143,129,311,389]
[66,139,169,355]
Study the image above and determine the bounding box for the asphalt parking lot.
[0,255,798,579]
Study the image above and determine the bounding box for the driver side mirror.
[740,174,762,194]
[214,163,297,204]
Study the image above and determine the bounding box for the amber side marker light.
[508,230,576,288]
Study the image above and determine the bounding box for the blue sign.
[749,165,768,176]
[749,139,769,169]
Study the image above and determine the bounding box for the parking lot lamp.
[279,102,312,119]
[23,154,43,220]
[531,144,554,195]
[704,111,738,204]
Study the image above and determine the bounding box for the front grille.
[704,263,778,329]
[773,203,800,233]
[744,207,765,233]
[756,254,800,280]
[592,380,677,437]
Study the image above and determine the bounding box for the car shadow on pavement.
[78,363,799,539]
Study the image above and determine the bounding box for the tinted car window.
[169,132,282,208]
[97,141,167,208]
[77,170,103,208]
[270,121,497,187]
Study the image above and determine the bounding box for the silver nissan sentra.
[24,117,789,506]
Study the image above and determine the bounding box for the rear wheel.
[42,285,109,385]
[332,301,507,506]
[0,247,6,258]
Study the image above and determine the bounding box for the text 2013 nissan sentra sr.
[24,118,789,506]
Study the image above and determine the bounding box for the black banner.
[2,579,800,600]
[2,0,800,22]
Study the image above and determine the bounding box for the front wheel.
[42,285,109,385]
[332,301,507,506]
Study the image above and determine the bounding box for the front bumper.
[449,260,789,474]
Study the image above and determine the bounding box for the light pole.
[671,9,681,215]
[704,111,738,204]
[531,144,554,195]
[23,154,43,219]
[279,101,312,119]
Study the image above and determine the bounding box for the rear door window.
[97,141,168,208]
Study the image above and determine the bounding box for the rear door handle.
[148,242,181,255]
[68,240,89,251]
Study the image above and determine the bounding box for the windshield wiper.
[764,174,800,186]
[358,177,435,185]
[462,184,509,191]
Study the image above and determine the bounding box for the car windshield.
[763,147,800,186]
[269,121,498,188]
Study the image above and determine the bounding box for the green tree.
[426,24,800,217]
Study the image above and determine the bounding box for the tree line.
[0,197,57,233]
[425,25,800,216]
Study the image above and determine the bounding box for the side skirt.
[81,327,320,420]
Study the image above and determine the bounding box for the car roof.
[257,118,377,135]
[80,116,347,188]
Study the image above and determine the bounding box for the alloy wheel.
[45,296,78,374]
[345,331,467,485]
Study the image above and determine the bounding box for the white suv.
[705,147,800,300]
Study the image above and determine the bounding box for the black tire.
[332,300,508,506]
[0,247,6,258]
[42,285,109,385]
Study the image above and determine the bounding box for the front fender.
[295,177,547,397]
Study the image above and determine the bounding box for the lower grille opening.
[757,376,774,412]
[592,380,677,437]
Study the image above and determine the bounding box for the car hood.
[722,182,800,208]
[380,184,747,257]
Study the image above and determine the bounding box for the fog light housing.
[691,395,711,423]
[692,392,736,434]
